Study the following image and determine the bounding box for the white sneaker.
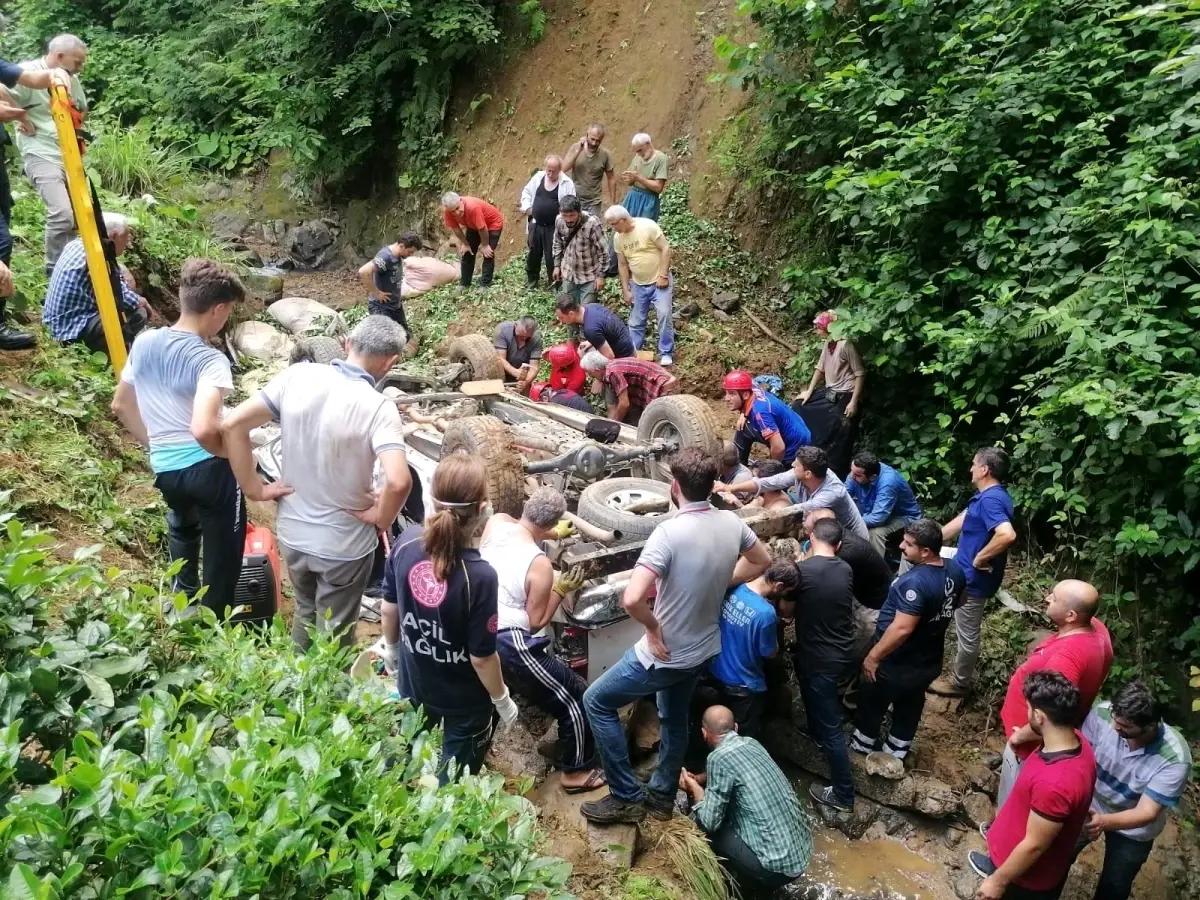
[660,355,673,366]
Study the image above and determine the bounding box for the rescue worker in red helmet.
[545,342,588,394]
[723,370,812,465]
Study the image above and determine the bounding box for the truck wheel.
[289,335,346,365]
[577,478,675,539]
[637,394,722,481]
[447,333,505,382]
[440,416,526,517]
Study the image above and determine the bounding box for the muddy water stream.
[806,828,941,899]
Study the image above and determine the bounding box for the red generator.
[233,523,283,626]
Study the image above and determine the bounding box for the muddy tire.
[439,416,526,517]
[447,333,504,382]
[636,394,722,482]
[576,478,675,539]
[290,335,346,365]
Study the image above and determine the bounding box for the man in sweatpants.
[111,259,254,616]
[222,316,413,650]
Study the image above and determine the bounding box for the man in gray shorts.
[222,316,413,650]
[581,448,771,824]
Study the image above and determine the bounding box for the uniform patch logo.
[905,590,918,602]
[487,614,498,634]
[409,560,447,608]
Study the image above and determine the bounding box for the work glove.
[551,518,577,540]
[492,687,519,731]
[553,565,586,597]
[380,640,399,676]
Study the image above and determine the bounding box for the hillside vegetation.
[719,0,1200,689]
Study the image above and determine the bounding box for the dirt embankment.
[442,0,747,265]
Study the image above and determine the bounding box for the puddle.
[804,827,938,899]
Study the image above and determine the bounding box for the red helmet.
[530,382,550,402]
[546,342,578,368]
[723,370,754,392]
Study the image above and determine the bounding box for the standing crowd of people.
[1,33,1191,900]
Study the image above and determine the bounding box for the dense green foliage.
[2,0,510,188]
[0,515,571,899]
[718,0,1200,680]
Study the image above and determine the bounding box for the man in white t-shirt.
[111,259,256,615]
[222,316,413,650]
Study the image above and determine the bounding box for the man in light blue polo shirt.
[111,259,257,616]
[845,450,922,556]
[1072,681,1192,900]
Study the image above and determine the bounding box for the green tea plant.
[716,0,1200,683]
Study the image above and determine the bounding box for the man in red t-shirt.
[440,191,506,290]
[996,579,1111,807]
[969,670,1095,900]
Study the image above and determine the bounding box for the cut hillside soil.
[443,0,748,266]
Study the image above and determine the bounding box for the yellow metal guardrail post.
[48,83,126,373]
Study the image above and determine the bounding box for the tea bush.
[717,0,1200,683]
[0,512,572,899]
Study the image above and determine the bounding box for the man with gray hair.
[43,212,150,354]
[440,190,505,290]
[480,488,603,793]
[620,133,668,221]
[7,34,89,271]
[607,204,675,365]
[519,154,575,290]
[581,348,677,423]
[494,316,543,394]
[222,315,413,651]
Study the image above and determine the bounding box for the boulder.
[268,297,346,337]
[242,267,286,304]
[865,751,905,781]
[764,721,960,818]
[230,321,294,363]
[943,825,966,848]
[229,247,263,268]
[586,821,640,869]
[711,289,740,313]
[961,792,995,829]
[953,868,980,900]
[261,220,289,245]
[208,210,251,241]
[967,763,999,797]
[675,301,701,319]
[285,220,337,268]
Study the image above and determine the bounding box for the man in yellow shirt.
[607,205,674,366]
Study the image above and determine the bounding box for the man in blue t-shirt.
[722,370,812,464]
[850,518,966,760]
[554,293,635,359]
[700,560,800,738]
[357,232,423,340]
[846,450,923,556]
[929,447,1017,697]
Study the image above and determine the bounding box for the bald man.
[716,440,754,507]
[994,579,1112,809]
[680,705,811,890]
[520,154,575,289]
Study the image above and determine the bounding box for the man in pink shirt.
[995,579,1111,807]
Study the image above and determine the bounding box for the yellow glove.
[551,518,577,540]
[553,565,586,597]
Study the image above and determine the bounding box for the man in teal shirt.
[680,706,811,891]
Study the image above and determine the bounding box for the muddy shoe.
[0,324,35,351]
[927,676,968,697]
[808,783,853,813]
[581,793,646,824]
[644,791,674,821]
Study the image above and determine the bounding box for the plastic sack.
[268,296,345,336]
[230,320,294,362]
[400,256,459,298]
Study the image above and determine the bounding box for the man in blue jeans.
[793,517,858,811]
[581,448,771,824]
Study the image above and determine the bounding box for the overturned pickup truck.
[272,333,814,681]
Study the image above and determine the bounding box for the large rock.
[953,868,980,900]
[284,219,337,268]
[261,220,289,245]
[208,210,252,244]
[865,751,905,781]
[711,289,740,313]
[242,267,286,304]
[586,821,640,869]
[764,721,960,818]
[967,763,999,797]
[961,792,995,829]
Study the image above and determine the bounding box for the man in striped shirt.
[580,349,676,423]
[1074,681,1191,900]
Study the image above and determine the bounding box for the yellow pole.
[48,84,126,373]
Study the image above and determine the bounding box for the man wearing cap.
[799,310,865,419]
[723,370,812,465]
